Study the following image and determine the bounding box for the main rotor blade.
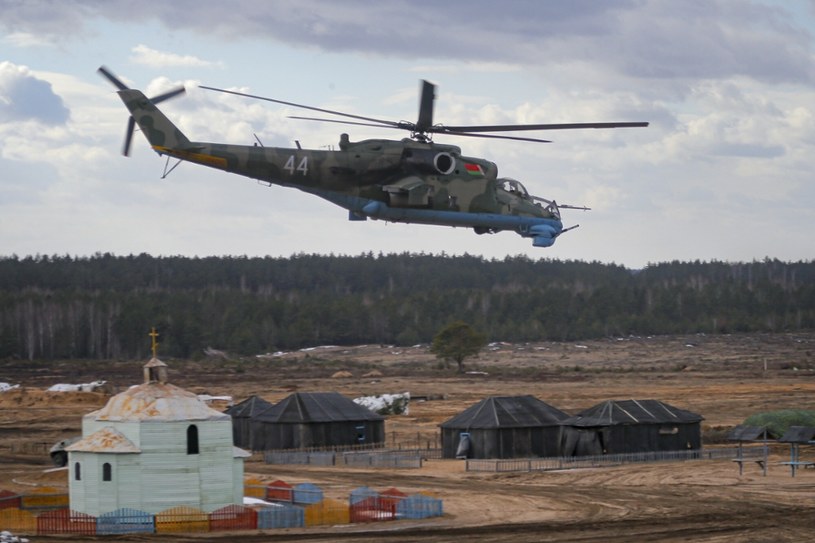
[440,130,552,143]
[200,85,401,129]
[291,116,551,142]
[416,80,435,133]
[97,66,129,91]
[123,116,136,157]
[436,121,650,133]
[289,116,411,130]
[151,86,186,104]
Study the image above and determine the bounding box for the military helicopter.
[98,66,647,247]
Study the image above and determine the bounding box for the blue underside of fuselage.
[291,185,563,247]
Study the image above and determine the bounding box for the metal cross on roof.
[148,327,159,358]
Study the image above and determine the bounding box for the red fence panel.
[209,504,257,531]
[0,489,22,510]
[37,509,97,535]
[266,479,293,502]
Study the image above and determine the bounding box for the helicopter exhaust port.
[433,152,455,174]
[403,148,457,175]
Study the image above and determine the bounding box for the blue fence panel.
[397,495,443,519]
[257,504,305,529]
[293,482,323,505]
[96,508,154,535]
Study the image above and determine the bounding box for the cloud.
[0,62,69,124]
[5,1,813,87]
[130,44,224,69]
[2,31,54,48]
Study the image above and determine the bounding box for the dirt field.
[2,332,815,541]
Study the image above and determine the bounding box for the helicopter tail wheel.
[97,66,186,156]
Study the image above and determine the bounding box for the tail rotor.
[97,66,186,156]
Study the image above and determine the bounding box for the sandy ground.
[1,332,815,541]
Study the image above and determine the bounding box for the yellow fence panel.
[155,506,208,533]
[304,498,349,527]
[0,508,37,532]
[243,477,266,499]
[19,486,69,509]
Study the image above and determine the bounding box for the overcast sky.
[1,0,814,268]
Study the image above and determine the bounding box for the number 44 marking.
[284,155,308,176]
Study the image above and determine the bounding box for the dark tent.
[250,392,385,450]
[439,395,569,459]
[225,395,275,449]
[561,399,703,456]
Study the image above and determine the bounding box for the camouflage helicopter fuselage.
[117,88,564,246]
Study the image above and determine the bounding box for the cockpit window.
[498,178,529,198]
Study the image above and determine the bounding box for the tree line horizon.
[0,252,812,361]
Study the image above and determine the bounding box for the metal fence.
[264,450,337,466]
[265,447,442,468]
[465,447,764,473]
[342,451,424,469]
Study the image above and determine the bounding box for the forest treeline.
[0,253,813,360]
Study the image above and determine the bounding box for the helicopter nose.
[530,224,558,247]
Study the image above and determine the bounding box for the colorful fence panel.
[304,498,349,526]
[349,486,379,505]
[96,508,155,535]
[37,509,97,535]
[349,487,391,523]
[209,504,257,531]
[0,508,36,532]
[293,482,323,505]
[397,494,443,519]
[380,487,407,513]
[257,504,305,529]
[20,486,68,510]
[266,479,293,502]
[0,490,21,510]
[155,506,209,534]
[244,476,267,499]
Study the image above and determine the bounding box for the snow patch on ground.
[47,380,106,392]
[354,392,410,415]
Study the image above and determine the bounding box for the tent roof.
[563,399,703,427]
[439,395,568,429]
[225,395,275,418]
[253,392,384,423]
[778,426,815,443]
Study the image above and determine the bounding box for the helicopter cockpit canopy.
[497,178,529,198]
[497,177,561,220]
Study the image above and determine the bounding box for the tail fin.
[116,89,191,152]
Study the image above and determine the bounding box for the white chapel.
[67,350,248,516]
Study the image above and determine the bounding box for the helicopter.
[98,66,647,247]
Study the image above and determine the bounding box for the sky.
[1,0,814,269]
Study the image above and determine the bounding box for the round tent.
[440,395,568,459]
[250,392,385,450]
[225,395,274,450]
[560,399,703,456]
